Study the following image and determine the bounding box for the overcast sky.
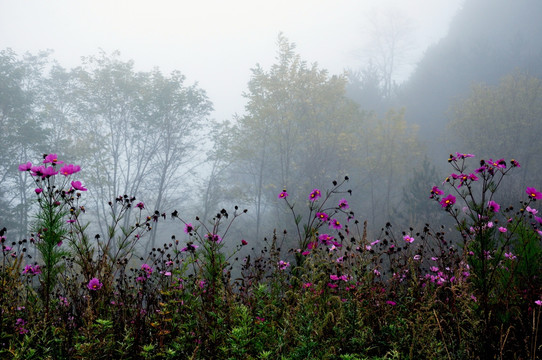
[0,0,464,121]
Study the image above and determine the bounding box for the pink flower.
[504,252,516,260]
[440,194,456,208]
[498,227,507,233]
[43,154,63,165]
[430,186,444,198]
[526,187,542,200]
[487,200,500,212]
[330,274,340,281]
[59,164,81,176]
[430,266,439,272]
[184,223,193,233]
[278,190,289,199]
[278,260,290,270]
[205,233,222,243]
[42,166,58,178]
[413,254,421,261]
[241,239,248,246]
[309,189,321,201]
[329,218,342,230]
[141,263,153,277]
[18,162,32,171]
[455,152,475,159]
[403,235,414,243]
[35,188,43,194]
[526,206,538,215]
[87,277,103,291]
[535,300,542,306]
[511,159,520,168]
[338,198,349,209]
[71,181,87,191]
[136,202,145,210]
[316,212,329,222]
[386,300,397,306]
[327,283,338,288]
[318,234,334,245]
[303,282,312,288]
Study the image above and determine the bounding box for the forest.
[1,0,541,359]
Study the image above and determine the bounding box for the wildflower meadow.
[0,153,541,359]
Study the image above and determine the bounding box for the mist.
[1,0,541,256]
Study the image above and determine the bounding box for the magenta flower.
[18,162,32,172]
[487,200,500,213]
[30,165,45,177]
[455,152,475,159]
[338,198,349,209]
[22,265,41,275]
[403,235,414,243]
[511,159,520,168]
[59,164,81,176]
[184,223,193,233]
[386,300,397,306]
[535,300,542,306]
[205,233,222,243]
[318,234,334,245]
[141,263,153,277]
[526,187,542,200]
[87,277,103,291]
[241,239,248,246]
[440,194,456,208]
[35,188,43,194]
[278,190,289,199]
[42,166,58,178]
[136,202,145,210]
[498,227,507,233]
[330,274,340,281]
[278,260,290,270]
[430,186,444,198]
[316,212,329,222]
[43,154,63,165]
[329,218,342,230]
[526,206,538,215]
[308,189,321,201]
[71,181,87,191]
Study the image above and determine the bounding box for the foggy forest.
[1,1,541,359]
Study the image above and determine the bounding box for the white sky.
[0,0,464,120]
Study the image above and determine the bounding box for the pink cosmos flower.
[430,186,444,198]
[136,202,145,209]
[278,190,289,199]
[43,154,63,165]
[87,277,103,291]
[329,218,342,230]
[526,187,542,200]
[535,300,542,306]
[403,235,414,243]
[487,200,500,212]
[141,263,153,277]
[278,260,290,270]
[205,233,222,243]
[413,254,421,261]
[59,164,81,176]
[241,239,248,246]
[71,181,87,191]
[330,274,340,281]
[504,252,516,260]
[316,212,329,222]
[318,234,334,245]
[303,282,312,288]
[386,300,397,306]
[526,206,538,215]
[35,188,43,194]
[184,223,193,233]
[42,166,58,178]
[18,162,32,171]
[440,194,456,208]
[498,227,507,233]
[511,159,520,167]
[338,198,349,209]
[309,189,321,201]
